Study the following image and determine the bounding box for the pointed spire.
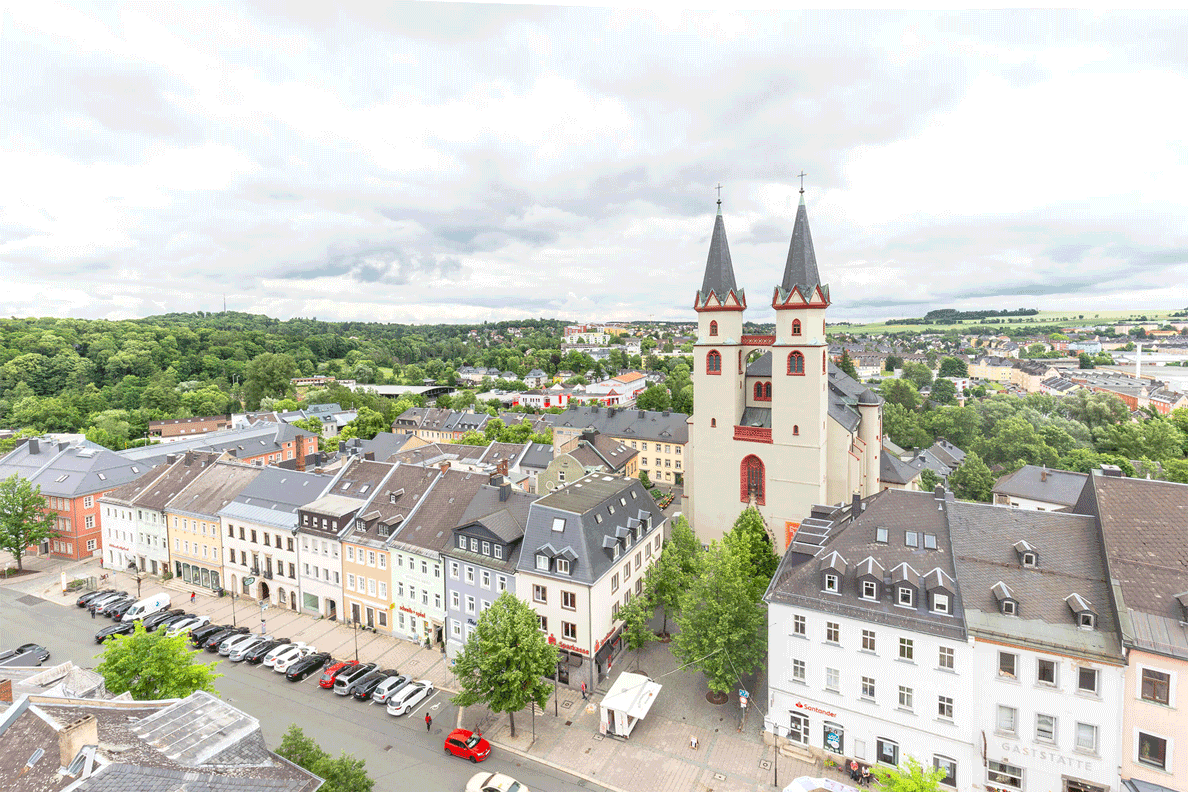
[696,198,744,310]
[780,195,822,296]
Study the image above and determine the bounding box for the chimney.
[165,453,178,465]
[934,484,946,499]
[184,450,195,466]
[499,481,511,502]
[339,441,347,454]
[28,438,39,455]
[582,428,598,443]
[850,492,861,521]
[59,441,70,451]
[1100,464,1123,478]
[58,715,98,770]
[439,461,451,473]
[364,452,375,461]
[0,678,11,704]
[498,459,509,477]
[1040,468,1048,482]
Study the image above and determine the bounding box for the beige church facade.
[685,192,883,548]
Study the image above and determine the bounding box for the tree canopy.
[0,474,59,570]
[94,622,221,699]
[276,725,375,792]
[451,591,558,737]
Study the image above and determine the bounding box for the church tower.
[687,188,841,546]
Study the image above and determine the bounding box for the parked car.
[227,636,272,662]
[272,645,317,674]
[465,771,526,792]
[332,662,377,695]
[445,729,491,763]
[95,621,136,643]
[85,591,127,611]
[189,623,229,645]
[285,652,332,682]
[218,632,262,657]
[76,589,117,607]
[142,609,185,631]
[244,638,290,664]
[350,669,398,701]
[263,641,308,668]
[13,643,50,664]
[385,679,434,715]
[203,626,247,651]
[166,615,211,638]
[107,600,137,620]
[95,596,134,617]
[121,593,171,623]
[90,594,132,616]
[318,659,359,689]
[370,673,411,704]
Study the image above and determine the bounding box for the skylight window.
[552,518,566,532]
[905,531,918,548]
[923,534,937,550]
[876,528,888,543]
[97,473,106,480]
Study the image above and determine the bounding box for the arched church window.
[764,382,771,399]
[793,425,800,435]
[709,321,718,337]
[740,455,765,505]
[707,350,722,375]
[787,351,805,376]
[711,418,716,428]
[754,382,763,400]
[792,319,802,336]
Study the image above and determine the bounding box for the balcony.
[741,334,775,346]
[734,425,772,443]
[264,570,274,580]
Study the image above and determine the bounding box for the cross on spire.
[715,182,723,206]
[797,171,807,194]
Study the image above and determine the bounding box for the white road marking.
[409,690,438,717]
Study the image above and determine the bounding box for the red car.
[444,729,491,763]
[318,659,359,689]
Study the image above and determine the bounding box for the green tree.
[342,406,388,441]
[291,417,326,451]
[978,415,1057,470]
[638,470,651,488]
[276,725,375,792]
[937,356,968,378]
[619,588,655,668]
[901,362,933,389]
[870,755,948,792]
[923,406,982,451]
[884,355,903,372]
[919,468,939,492]
[837,350,858,379]
[673,540,767,696]
[930,378,957,405]
[451,591,558,738]
[646,516,701,635]
[94,622,221,699]
[723,508,779,600]
[636,385,672,413]
[883,403,932,449]
[1078,352,1095,369]
[880,379,921,411]
[0,474,60,570]
[243,353,297,410]
[948,451,995,502]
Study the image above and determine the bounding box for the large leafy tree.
[880,379,921,411]
[451,591,558,737]
[0,474,59,570]
[619,588,655,668]
[243,352,297,410]
[723,507,780,600]
[948,451,996,502]
[95,622,221,699]
[837,350,858,379]
[930,378,957,405]
[646,516,701,634]
[276,725,375,792]
[673,540,767,696]
[937,356,968,378]
[871,755,949,792]
[901,362,933,390]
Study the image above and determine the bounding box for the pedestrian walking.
[91,606,96,620]
[425,713,432,732]
[190,592,196,604]
[580,681,587,700]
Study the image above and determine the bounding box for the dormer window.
[898,586,914,607]
[1079,612,1095,629]
[824,573,839,593]
[931,592,950,614]
[1014,540,1039,568]
[1022,553,1036,568]
[1003,600,1018,616]
[862,580,877,599]
[613,544,620,560]
[536,554,549,571]
[557,558,570,575]
[992,581,1018,617]
[458,535,466,549]
[390,493,397,504]
[595,514,603,524]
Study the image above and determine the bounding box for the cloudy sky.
[4,4,1188,325]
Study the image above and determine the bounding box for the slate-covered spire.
[696,199,745,310]
[774,190,829,307]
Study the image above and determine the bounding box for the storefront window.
[823,722,844,754]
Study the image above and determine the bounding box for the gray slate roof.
[219,466,331,529]
[880,452,921,485]
[165,462,262,519]
[516,474,663,586]
[947,501,1124,664]
[765,488,967,641]
[992,465,1087,508]
[116,422,314,468]
[777,196,828,304]
[553,405,689,444]
[0,438,150,498]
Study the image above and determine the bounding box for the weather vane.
[797,171,807,194]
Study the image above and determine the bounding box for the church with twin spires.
[685,190,884,547]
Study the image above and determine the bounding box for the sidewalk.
[8,558,818,792]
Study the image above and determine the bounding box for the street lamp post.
[352,618,360,662]
[230,593,237,626]
[126,562,142,598]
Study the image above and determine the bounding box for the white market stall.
[783,778,861,792]
[598,671,662,739]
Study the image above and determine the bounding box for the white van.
[122,593,171,623]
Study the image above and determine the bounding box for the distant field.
[830,309,1182,336]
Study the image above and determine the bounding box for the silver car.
[219,633,262,657]
[371,674,411,704]
[228,636,271,662]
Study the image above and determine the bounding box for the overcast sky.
[4,4,1188,326]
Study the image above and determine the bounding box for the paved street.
[0,584,618,792]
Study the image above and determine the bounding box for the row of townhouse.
[969,356,1059,393]
[764,474,1186,792]
[392,407,551,444]
[549,405,689,486]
